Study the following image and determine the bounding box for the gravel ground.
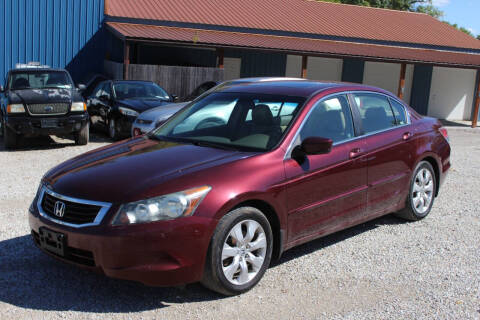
[0,130,479,320]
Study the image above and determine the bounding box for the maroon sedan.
[29,78,450,295]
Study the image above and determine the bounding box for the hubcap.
[412,168,434,214]
[221,219,267,285]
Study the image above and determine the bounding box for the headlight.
[7,104,25,113]
[71,102,86,112]
[112,186,211,225]
[119,107,139,117]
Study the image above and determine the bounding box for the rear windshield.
[8,71,72,90]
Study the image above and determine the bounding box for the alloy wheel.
[412,168,434,214]
[221,219,267,285]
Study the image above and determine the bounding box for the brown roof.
[106,0,480,51]
[107,22,480,67]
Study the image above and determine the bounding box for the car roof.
[111,80,157,84]
[10,68,68,73]
[216,77,393,98]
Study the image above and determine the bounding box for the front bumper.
[6,113,88,137]
[29,202,217,287]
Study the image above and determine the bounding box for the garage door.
[428,67,477,120]
[363,61,413,103]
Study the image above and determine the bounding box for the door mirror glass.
[76,84,86,92]
[302,137,332,155]
[99,94,110,102]
[0,85,4,92]
[292,136,332,163]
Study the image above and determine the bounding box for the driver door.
[284,94,368,245]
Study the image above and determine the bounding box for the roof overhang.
[106,22,480,69]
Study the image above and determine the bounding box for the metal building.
[0,0,105,82]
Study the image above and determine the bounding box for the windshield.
[8,71,72,90]
[113,82,170,100]
[151,92,305,151]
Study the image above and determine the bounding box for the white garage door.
[363,62,414,103]
[428,67,477,120]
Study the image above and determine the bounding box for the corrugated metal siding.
[1,0,105,83]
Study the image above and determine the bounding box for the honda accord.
[29,78,450,295]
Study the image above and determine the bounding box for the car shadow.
[0,215,407,313]
[272,214,408,267]
[0,133,110,152]
[0,235,224,313]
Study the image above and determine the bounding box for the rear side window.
[389,98,408,125]
[352,93,395,134]
[300,94,355,143]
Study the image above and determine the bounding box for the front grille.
[41,192,101,224]
[27,103,70,115]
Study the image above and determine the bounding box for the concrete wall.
[428,67,477,120]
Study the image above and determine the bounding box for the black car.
[0,66,89,149]
[87,80,174,139]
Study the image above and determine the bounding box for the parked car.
[0,63,89,149]
[29,78,450,296]
[87,80,174,139]
[131,79,255,136]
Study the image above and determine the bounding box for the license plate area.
[39,227,66,257]
[40,119,59,128]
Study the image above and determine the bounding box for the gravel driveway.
[0,130,479,319]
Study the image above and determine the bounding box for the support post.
[301,56,308,78]
[473,70,480,128]
[397,63,407,100]
[217,48,224,69]
[123,41,130,80]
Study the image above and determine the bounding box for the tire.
[3,123,18,150]
[395,161,436,221]
[201,207,273,296]
[74,122,89,145]
[108,117,119,140]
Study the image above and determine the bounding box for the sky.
[432,0,480,37]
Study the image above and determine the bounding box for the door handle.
[403,132,412,140]
[349,148,364,159]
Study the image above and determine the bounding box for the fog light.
[133,128,142,136]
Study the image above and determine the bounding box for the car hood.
[9,88,75,104]
[43,137,249,203]
[137,102,188,122]
[117,98,172,112]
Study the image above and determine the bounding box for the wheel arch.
[231,199,284,261]
[419,156,441,197]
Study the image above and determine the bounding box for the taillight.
[439,127,449,142]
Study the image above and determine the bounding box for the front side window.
[299,94,355,144]
[152,92,305,151]
[8,71,72,90]
[353,93,395,134]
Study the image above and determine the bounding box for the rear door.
[284,94,368,245]
[350,92,416,218]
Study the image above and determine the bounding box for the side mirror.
[0,85,4,93]
[291,137,332,163]
[77,84,86,92]
[99,94,110,102]
[171,94,178,102]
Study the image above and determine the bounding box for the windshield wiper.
[149,135,237,151]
